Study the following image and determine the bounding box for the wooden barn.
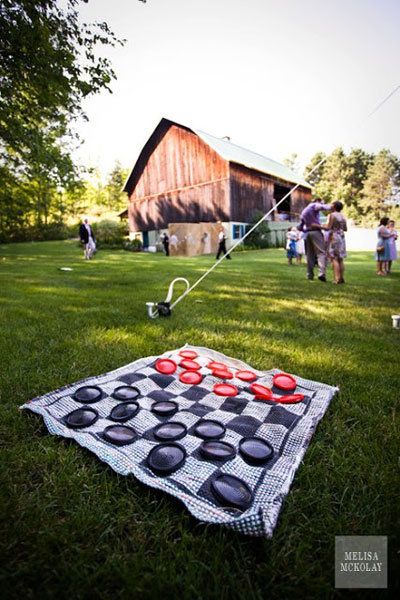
[123,118,312,249]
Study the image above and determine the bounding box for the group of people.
[291,199,348,284]
[376,217,398,275]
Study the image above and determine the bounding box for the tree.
[105,161,129,212]
[0,0,124,237]
[304,151,326,187]
[359,150,400,222]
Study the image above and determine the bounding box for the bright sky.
[75,0,400,178]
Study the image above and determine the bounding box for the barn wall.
[291,188,312,218]
[128,124,230,231]
[229,163,312,222]
[128,179,230,232]
[229,163,275,222]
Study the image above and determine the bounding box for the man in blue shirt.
[298,198,331,281]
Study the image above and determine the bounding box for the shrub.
[92,220,127,248]
[124,238,142,252]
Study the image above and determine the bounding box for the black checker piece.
[152,400,178,417]
[102,425,137,446]
[211,474,253,510]
[109,402,139,422]
[153,422,187,441]
[200,440,235,461]
[73,386,102,403]
[64,407,98,429]
[239,437,274,464]
[147,443,186,475]
[194,420,225,440]
[112,386,140,401]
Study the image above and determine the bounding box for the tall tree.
[105,161,129,212]
[359,149,400,222]
[304,151,326,187]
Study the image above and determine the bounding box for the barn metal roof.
[193,128,312,189]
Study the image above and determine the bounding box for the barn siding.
[230,163,311,222]
[128,180,230,232]
[128,124,230,231]
[229,163,275,222]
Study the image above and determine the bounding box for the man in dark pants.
[216,225,231,260]
[79,218,96,260]
[298,198,331,281]
[161,232,169,256]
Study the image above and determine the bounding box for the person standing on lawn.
[298,198,331,281]
[323,201,347,284]
[387,220,398,273]
[216,225,231,260]
[375,217,392,275]
[79,218,96,260]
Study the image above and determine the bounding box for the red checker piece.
[250,383,273,400]
[208,361,227,370]
[212,369,233,379]
[179,350,198,359]
[155,359,177,375]
[236,370,257,382]
[273,393,304,404]
[180,359,201,370]
[273,373,297,391]
[214,383,238,397]
[179,370,203,385]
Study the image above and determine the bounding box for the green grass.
[0,240,399,600]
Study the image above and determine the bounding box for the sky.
[74,0,400,179]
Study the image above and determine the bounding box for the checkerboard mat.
[20,345,338,537]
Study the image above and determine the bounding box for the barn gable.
[124,118,312,236]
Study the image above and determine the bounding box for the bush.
[0,221,71,243]
[91,220,127,248]
[243,211,272,248]
[124,238,142,252]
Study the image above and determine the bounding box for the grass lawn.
[0,240,399,599]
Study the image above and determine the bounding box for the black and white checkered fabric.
[21,345,338,537]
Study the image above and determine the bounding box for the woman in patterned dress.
[324,201,347,284]
[375,217,392,275]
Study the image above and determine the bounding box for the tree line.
[1,2,399,243]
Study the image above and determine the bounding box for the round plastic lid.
[64,407,98,429]
[211,474,253,510]
[208,361,227,370]
[109,402,140,422]
[151,401,178,416]
[249,383,273,400]
[153,422,187,441]
[273,393,304,404]
[73,386,102,403]
[239,437,274,464]
[180,359,201,370]
[179,370,203,385]
[212,369,233,379]
[147,443,186,475]
[155,359,177,375]
[103,425,137,446]
[273,373,297,391]
[194,419,226,440]
[214,383,238,397]
[112,386,140,401]
[179,350,198,359]
[200,440,236,461]
[236,370,257,382]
